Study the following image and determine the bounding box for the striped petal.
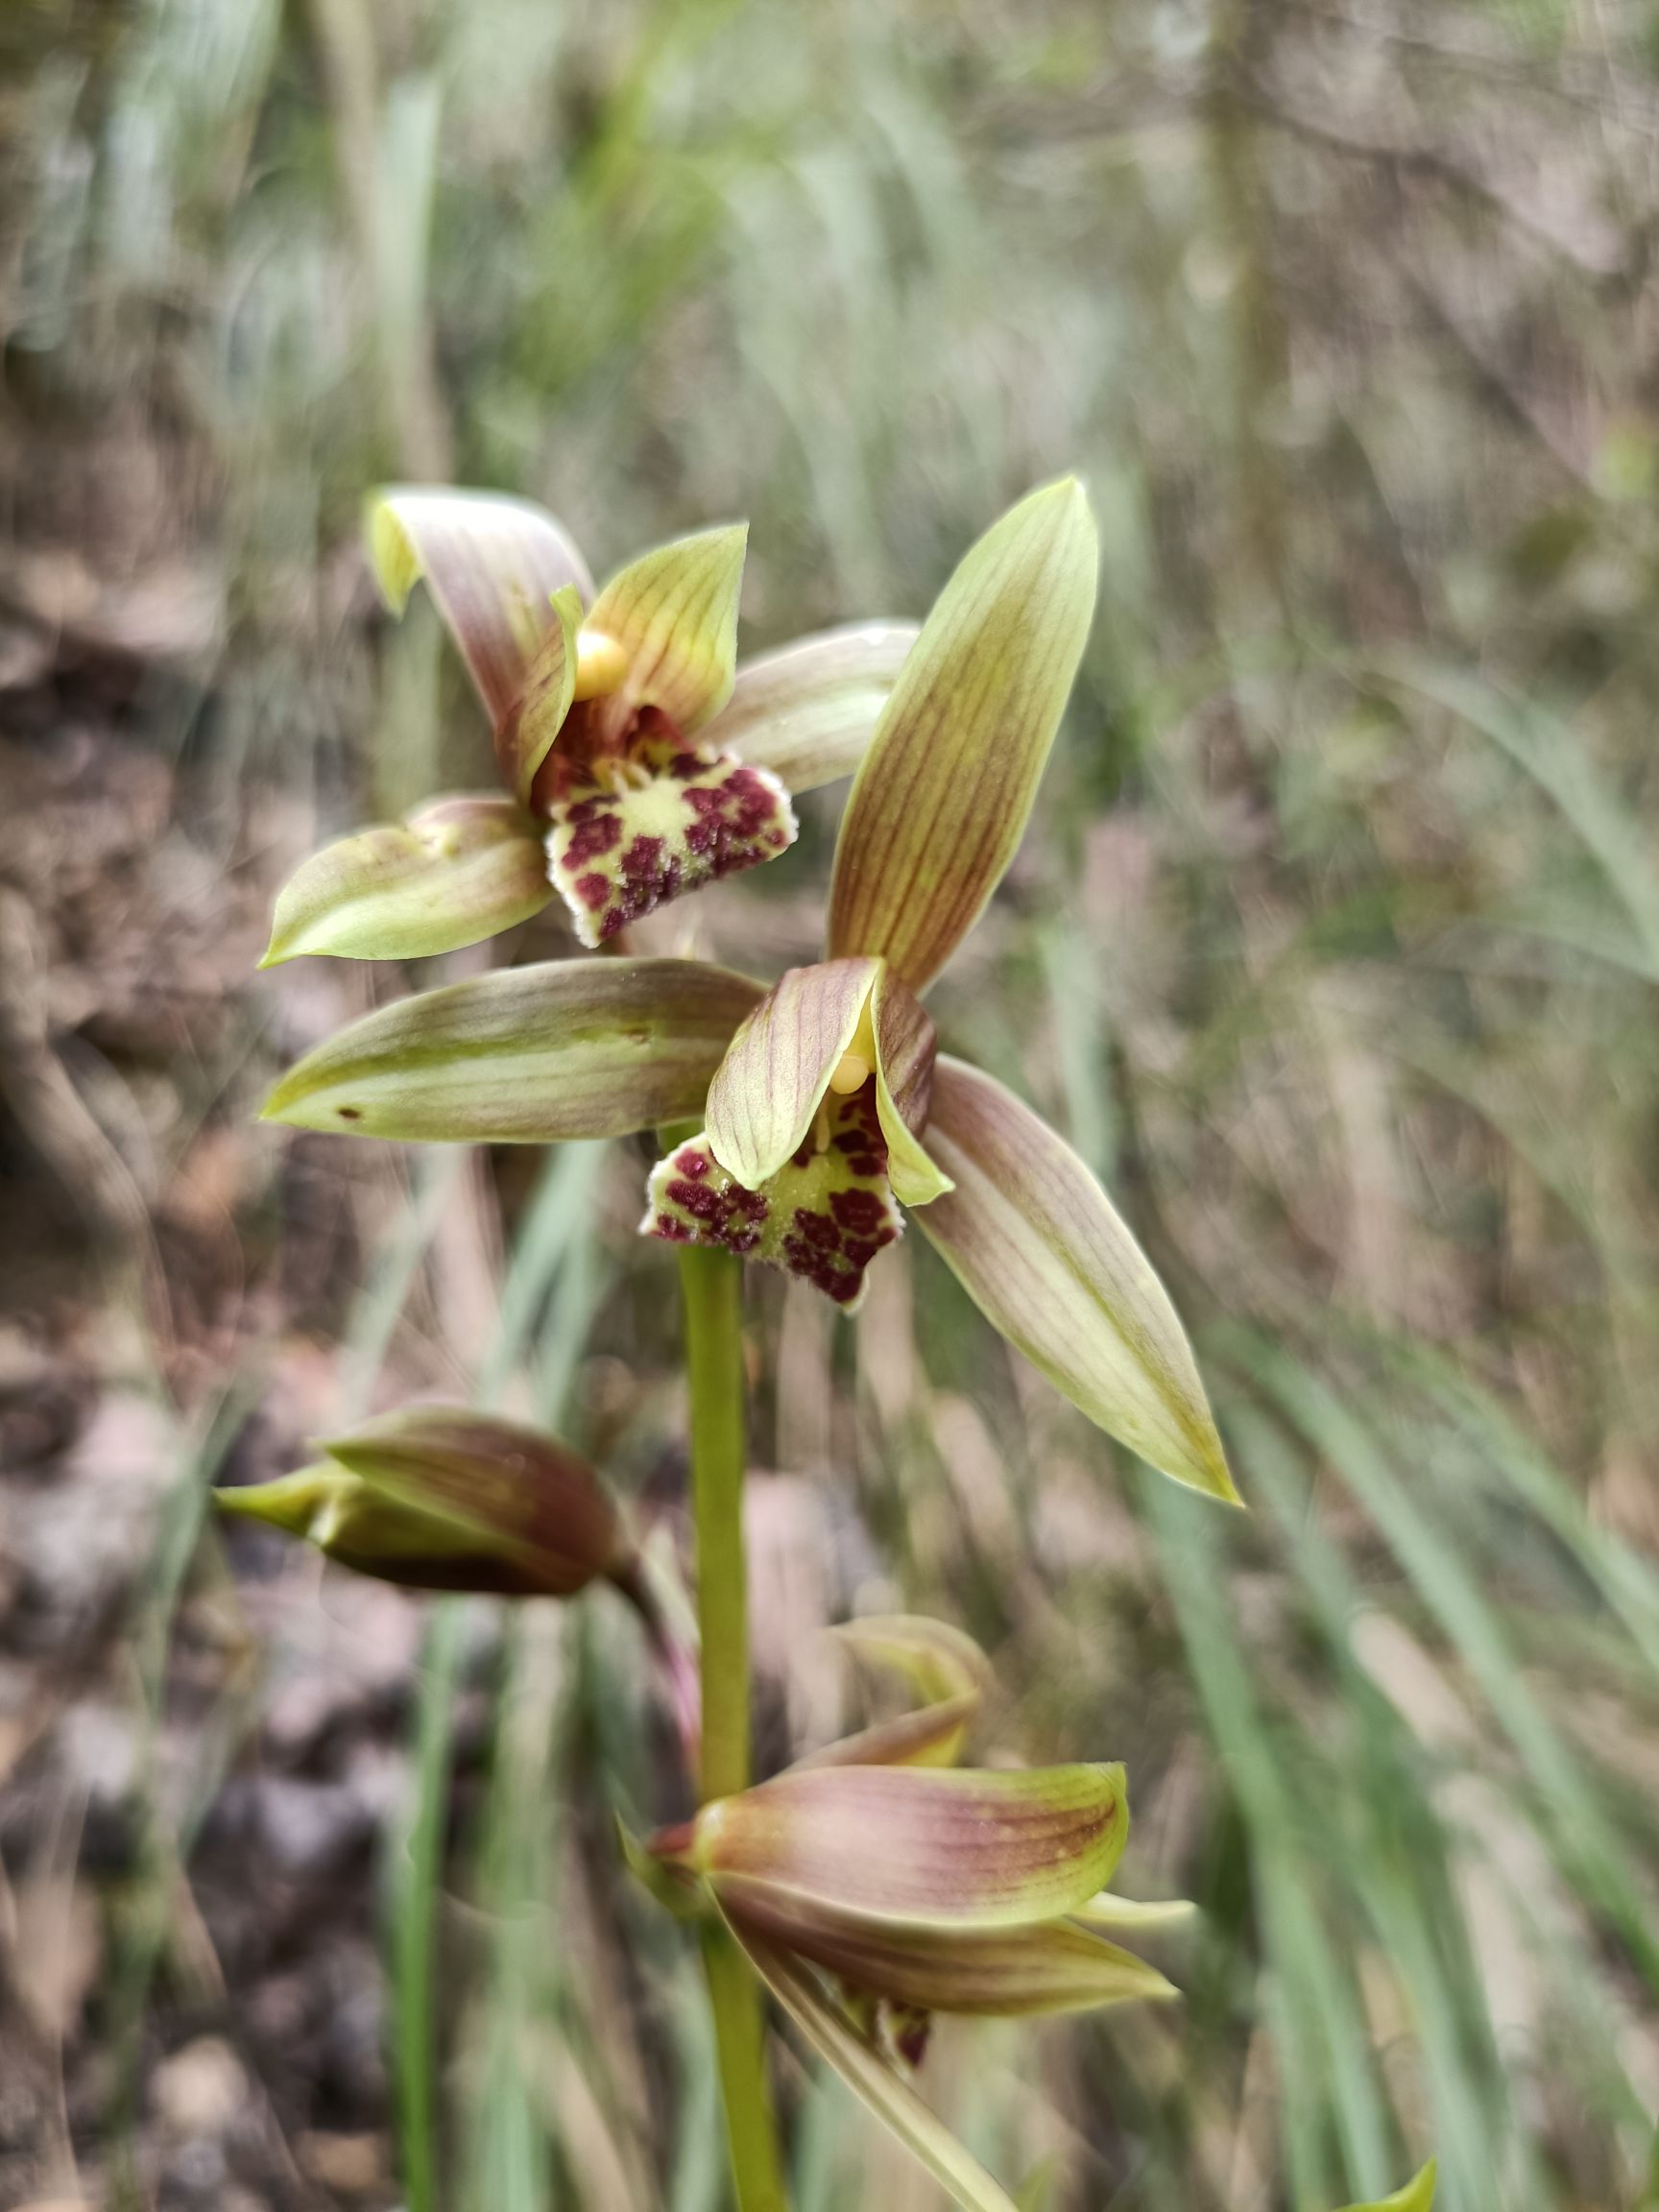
[828,481,1097,993]
[365,486,592,731]
[494,584,581,804]
[916,1057,1238,1505]
[871,965,951,1207]
[704,622,921,793]
[707,958,881,1190]
[259,957,763,1143]
[688,1763,1127,1936]
[729,1925,1021,2212]
[730,1911,1174,2019]
[260,795,552,965]
[578,525,748,747]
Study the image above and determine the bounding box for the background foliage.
[3,2,1658,2208]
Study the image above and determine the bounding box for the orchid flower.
[640,478,1238,1503]
[261,489,917,962]
[640,1615,1188,2212]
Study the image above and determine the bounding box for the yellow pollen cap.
[828,1051,872,1096]
[572,628,629,700]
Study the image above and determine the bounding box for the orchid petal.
[726,1922,1021,2212]
[1069,1891,1197,1936]
[794,1615,989,1771]
[916,1058,1238,1505]
[706,958,881,1190]
[733,1911,1174,2019]
[828,480,1097,992]
[704,622,921,792]
[547,736,796,948]
[366,486,592,730]
[260,795,552,965]
[580,524,748,744]
[871,966,951,1206]
[691,1763,1127,1936]
[260,957,762,1143]
[495,584,581,804]
[644,1090,902,1310]
[1338,2164,1437,2212]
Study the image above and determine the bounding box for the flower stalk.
[678,1244,787,2210]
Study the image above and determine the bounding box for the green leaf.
[727,1922,1022,2212]
[1336,2160,1437,2212]
[828,480,1097,993]
[692,1763,1128,1936]
[260,795,553,965]
[260,957,764,1143]
[917,1057,1238,1504]
[706,957,881,1190]
[580,524,748,745]
[706,622,920,792]
[366,486,592,730]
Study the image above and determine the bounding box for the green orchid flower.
[261,487,917,962]
[642,1615,1187,2212]
[640,478,1238,1503]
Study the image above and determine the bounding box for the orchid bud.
[216,1407,633,1599]
[260,795,553,967]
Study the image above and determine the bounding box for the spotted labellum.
[261,487,918,961]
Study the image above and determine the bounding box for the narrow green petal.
[705,957,880,1189]
[727,1921,1022,2212]
[1069,1891,1197,1935]
[581,524,748,744]
[792,1615,989,1772]
[365,486,591,729]
[693,1763,1128,1935]
[495,583,581,805]
[871,966,952,1207]
[732,1911,1175,2019]
[916,1057,1239,1504]
[1336,2163,1437,2212]
[322,1407,628,1595]
[828,480,1097,992]
[260,795,552,965]
[260,957,763,1143]
[705,622,920,793]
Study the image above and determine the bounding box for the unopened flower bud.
[216,1407,634,1599]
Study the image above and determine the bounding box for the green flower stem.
[678,1244,787,2212]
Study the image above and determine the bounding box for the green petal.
[580,524,748,745]
[871,966,952,1207]
[1336,2163,1437,2212]
[706,958,881,1189]
[260,957,763,1142]
[705,622,921,792]
[495,584,581,805]
[1069,1890,1197,1935]
[693,1763,1128,1936]
[794,1615,990,1772]
[260,795,552,965]
[727,1921,1022,2212]
[323,1407,628,1595]
[734,1911,1175,2019]
[828,480,1097,993]
[365,486,591,730]
[916,1057,1238,1505]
